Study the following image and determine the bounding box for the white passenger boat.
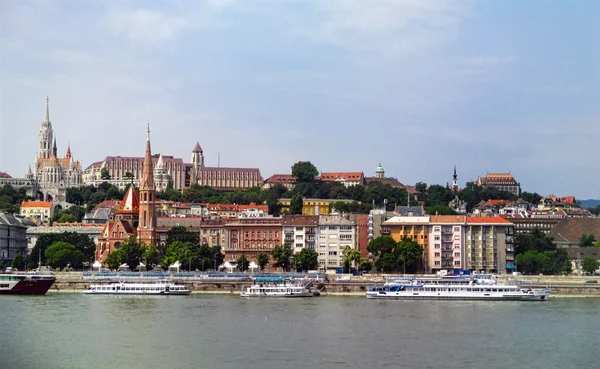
[83,280,191,295]
[241,277,319,298]
[367,275,550,301]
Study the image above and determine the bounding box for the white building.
[0,211,31,266]
[282,215,319,254]
[317,215,357,271]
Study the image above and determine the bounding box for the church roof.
[0,171,12,178]
[117,187,140,214]
[21,201,53,208]
[193,142,203,153]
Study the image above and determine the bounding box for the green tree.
[395,237,424,274]
[45,241,86,269]
[256,252,270,271]
[12,255,27,270]
[105,249,123,270]
[579,233,596,248]
[291,161,318,183]
[560,260,573,276]
[56,212,77,223]
[163,240,197,271]
[118,236,146,271]
[425,205,457,216]
[289,193,303,215]
[143,245,162,269]
[100,168,111,180]
[581,256,599,275]
[293,248,319,272]
[166,226,199,247]
[520,192,542,205]
[342,246,361,273]
[236,255,249,272]
[124,171,134,180]
[271,244,293,271]
[367,236,396,257]
[379,253,398,272]
[29,232,96,267]
[359,258,374,272]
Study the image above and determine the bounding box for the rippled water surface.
[1,294,598,369]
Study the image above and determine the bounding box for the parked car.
[585,280,598,284]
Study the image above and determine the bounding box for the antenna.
[218,151,220,168]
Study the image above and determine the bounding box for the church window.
[143,211,147,227]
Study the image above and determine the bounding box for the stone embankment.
[48,273,600,297]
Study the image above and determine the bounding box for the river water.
[1,294,597,369]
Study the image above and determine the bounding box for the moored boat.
[241,277,319,298]
[367,275,550,301]
[0,273,56,295]
[83,279,191,295]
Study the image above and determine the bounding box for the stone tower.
[137,125,156,246]
[38,97,54,159]
[190,142,204,186]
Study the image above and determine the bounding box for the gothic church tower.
[38,97,54,159]
[137,125,157,246]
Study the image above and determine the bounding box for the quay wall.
[49,275,600,297]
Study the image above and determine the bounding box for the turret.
[38,97,54,159]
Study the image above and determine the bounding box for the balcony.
[305,229,316,235]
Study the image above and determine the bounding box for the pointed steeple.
[117,186,140,214]
[44,96,50,123]
[193,142,203,153]
[52,137,57,158]
[156,153,164,169]
[65,142,72,160]
[140,124,155,190]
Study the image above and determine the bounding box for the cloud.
[293,0,469,56]
[102,8,189,44]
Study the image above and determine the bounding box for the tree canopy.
[29,232,95,268]
[271,244,293,271]
[291,161,319,183]
[581,256,599,275]
[45,241,87,269]
[293,248,319,272]
[514,229,570,275]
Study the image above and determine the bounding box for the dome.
[375,163,384,173]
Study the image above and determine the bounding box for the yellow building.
[381,216,430,272]
[278,198,357,216]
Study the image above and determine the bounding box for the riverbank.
[48,276,600,297]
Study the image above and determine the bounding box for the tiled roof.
[282,215,319,226]
[476,173,519,185]
[486,200,507,207]
[318,215,356,226]
[264,174,297,184]
[430,215,466,223]
[466,217,512,224]
[238,202,268,212]
[384,216,430,224]
[21,201,53,208]
[0,171,12,178]
[157,217,202,228]
[94,200,120,210]
[549,218,600,243]
[116,187,139,214]
[202,166,261,174]
[193,142,203,153]
[320,172,364,181]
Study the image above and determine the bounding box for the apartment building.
[465,217,514,273]
[429,216,466,272]
[317,215,356,271]
[282,215,319,254]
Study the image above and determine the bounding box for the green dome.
[375,163,384,173]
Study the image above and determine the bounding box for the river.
[1,294,597,369]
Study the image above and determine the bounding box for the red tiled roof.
[93,200,120,211]
[264,174,297,184]
[430,215,466,223]
[21,201,53,208]
[202,166,260,173]
[282,215,319,226]
[320,172,364,181]
[466,217,511,224]
[0,171,12,178]
[486,199,506,207]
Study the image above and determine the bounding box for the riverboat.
[367,275,550,301]
[83,280,191,295]
[0,273,56,295]
[240,277,319,298]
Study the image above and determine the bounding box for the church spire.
[52,137,57,158]
[140,124,155,190]
[44,96,50,123]
[138,124,156,247]
[65,142,72,160]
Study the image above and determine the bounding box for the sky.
[1,1,599,198]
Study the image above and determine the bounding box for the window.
[434,244,440,249]
[329,251,337,256]
[320,226,326,231]
[434,236,440,241]
[433,227,440,232]
[434,253,440,257]
[328,226,338,230]
[434,261,440,266]
[454,227,460,231]
[454,253,460,257]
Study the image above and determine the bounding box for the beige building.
[429,216,466,272]
[282,215,319,254]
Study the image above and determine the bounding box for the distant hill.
[579,199,600,209]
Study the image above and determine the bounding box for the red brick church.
[95,127,157,263]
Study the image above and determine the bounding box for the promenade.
[48,272,600,297]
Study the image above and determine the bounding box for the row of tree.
[366,236,424,273]
[514,229,572,275]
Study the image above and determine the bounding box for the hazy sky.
[1,1,599,197]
